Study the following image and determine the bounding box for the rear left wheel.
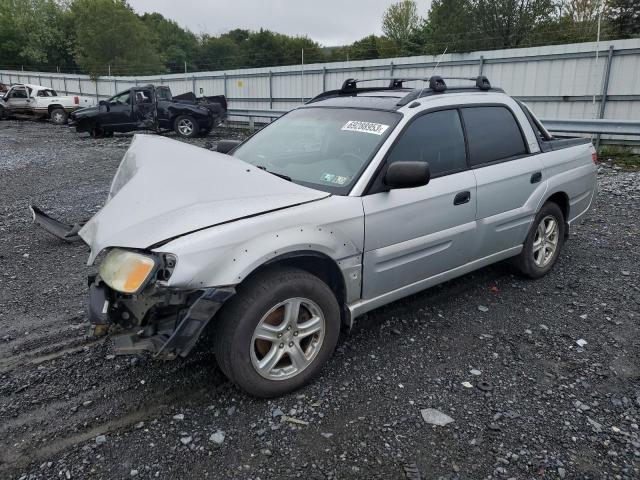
[174,115,199,138]
[50,108,68,125]
[514,201,565,278]
[213,267,341,398]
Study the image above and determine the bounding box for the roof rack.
[307,75,495,105]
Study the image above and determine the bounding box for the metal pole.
[95,80,99,102]
[114,78,118,95]
[595,45,614,150]
[322,67,326,92]
[192,76,196,95]
[184,61,187,74]
[478,55,485,76]
[301,49,304,104]
[223,73,227,98]
[63,76,67,95]
[78,77,82,94]
[269,70,273,109]
[390,61,394,78]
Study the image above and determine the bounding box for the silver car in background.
[36,76,598,397]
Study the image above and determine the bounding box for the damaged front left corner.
[88,274,234,359]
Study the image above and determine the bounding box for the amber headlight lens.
[99,249,157,294]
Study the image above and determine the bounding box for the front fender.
[155,196,365,291]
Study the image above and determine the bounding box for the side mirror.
[216,139,242,154]
[384,161,430,189]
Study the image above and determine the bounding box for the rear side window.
[386,109,467,178]
[461,106,527,166]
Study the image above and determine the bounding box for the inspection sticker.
[321,173,349,185]
[341,120,389,135]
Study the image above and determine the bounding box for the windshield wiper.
[256,165,291,182]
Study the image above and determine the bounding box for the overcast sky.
[128,0,432,46]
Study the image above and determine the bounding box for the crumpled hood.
[80,134,329,264]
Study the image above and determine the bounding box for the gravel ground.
[1,119,639,480]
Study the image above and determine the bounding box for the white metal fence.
[2,38,639,144]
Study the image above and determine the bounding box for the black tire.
[89,124,104,139]
[213,267,341,398]
[50,108,68,125]
[198,124,214,137]
[173,114,199,138]
[514,201,565,278]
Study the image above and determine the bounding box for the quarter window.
[386,109,467,178]
[461,106,527,166]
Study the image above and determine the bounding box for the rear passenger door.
[361,109,477,300]
[461,105,545,259]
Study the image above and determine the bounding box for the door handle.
[530,172,542,183]
[453,191,471,205]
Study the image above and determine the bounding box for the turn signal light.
[592,152,598,164]
[74,96,79,104]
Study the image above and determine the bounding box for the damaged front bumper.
[88,276,234,359]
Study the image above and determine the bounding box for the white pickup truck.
[0,83,96,124]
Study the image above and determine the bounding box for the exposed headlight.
[99,249,158,294]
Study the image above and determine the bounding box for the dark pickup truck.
[70,85,227,138]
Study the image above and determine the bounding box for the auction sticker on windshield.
[341,120,390,135]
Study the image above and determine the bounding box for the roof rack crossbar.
[307,75,494,105]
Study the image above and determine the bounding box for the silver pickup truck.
[33,76,597,398]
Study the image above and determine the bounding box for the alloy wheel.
[250,297,325,381]
[533,215,559,267]
[177,118,194,136]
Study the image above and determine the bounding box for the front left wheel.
[213,267,341,398]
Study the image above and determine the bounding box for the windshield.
[233,107,401,194]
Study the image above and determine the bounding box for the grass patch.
[598,145,640,169]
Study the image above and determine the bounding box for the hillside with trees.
[0,0,637,77]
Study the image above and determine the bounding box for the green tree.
[608,0,640,37]
[0,0,75,71]
[70,0,164,78]
[382,0,421,55]
[198,35,241,70]
[419,0,475,54]
[141,12,199,72]
[472,0,557,49]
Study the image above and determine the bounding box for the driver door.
[361,109,477,299]
[5,86,30,113]
[104,90,135,131]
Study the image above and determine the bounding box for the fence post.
[595,45,614,151]
[322,67,326,92]
[95,79,99,102]
[114,77,118,95]
[249,116,254,132]
[63,76,67,95]
[223,73,227,98]
[269,70,273,109]
[389,61,394,78]
[478,56,485,76]
[192,75,196,94]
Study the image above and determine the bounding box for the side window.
[110,91,131,106]
[9,88,28,99]
[461,106,527,166]
[386,109,467,178]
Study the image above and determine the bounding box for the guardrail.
[227,108,640,137]
[539,118,640,136]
